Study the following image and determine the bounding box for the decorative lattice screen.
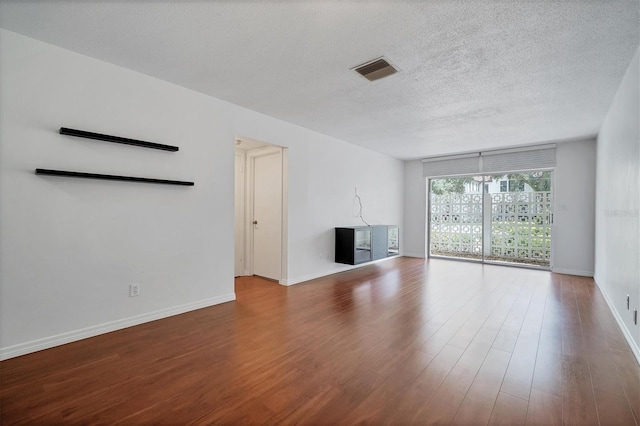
[430,191,552,266]
[488,192,552,265]
[430,193,483,259]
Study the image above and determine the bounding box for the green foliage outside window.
[430,171,551,195]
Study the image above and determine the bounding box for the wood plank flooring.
[1,257,639,425]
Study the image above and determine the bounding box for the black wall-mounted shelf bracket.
[36,168,194,186]
[59,127,179,152]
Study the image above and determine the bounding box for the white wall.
[0,30,404,358]
[553,139,597,276]
[402,140,597,275]
[233,111,404,285]
[595,48,640,357]
[403,160,427,257]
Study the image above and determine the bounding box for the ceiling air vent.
[353,57,399,81]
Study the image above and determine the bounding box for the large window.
[429,171,553,268]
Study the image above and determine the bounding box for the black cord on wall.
[355,187,370,226]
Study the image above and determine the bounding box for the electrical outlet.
[627,295,630,310]
[129,283,140,297]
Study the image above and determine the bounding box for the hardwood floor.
[1,257,638,425]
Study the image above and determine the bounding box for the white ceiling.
[1,1,638,160]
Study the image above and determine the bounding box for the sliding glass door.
[428,171,553,268]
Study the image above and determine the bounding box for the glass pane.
[355,229,371,263]
[388,226,399,256]
[485,171,552,267]
[429,176,483,261]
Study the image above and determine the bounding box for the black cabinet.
[335,225,399,265]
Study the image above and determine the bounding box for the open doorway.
[234,138,288,282]
[428,171,553,268]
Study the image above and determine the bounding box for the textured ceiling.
[0,1,638,159]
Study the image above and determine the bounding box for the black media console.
[335,225,399,265]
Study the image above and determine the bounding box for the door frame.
[234,150,246,277]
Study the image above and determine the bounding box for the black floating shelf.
[36,168,194,186]
[60,127,179,152]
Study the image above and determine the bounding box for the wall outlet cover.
[129,284,140,297]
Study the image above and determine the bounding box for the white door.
[252,151,282,280]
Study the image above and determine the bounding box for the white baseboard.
[403,252,426,258]
[594,278,640,365]
[280,256,401,286]
[280,265,357,286]
[0,293,236,361]
[551,268,594,277]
